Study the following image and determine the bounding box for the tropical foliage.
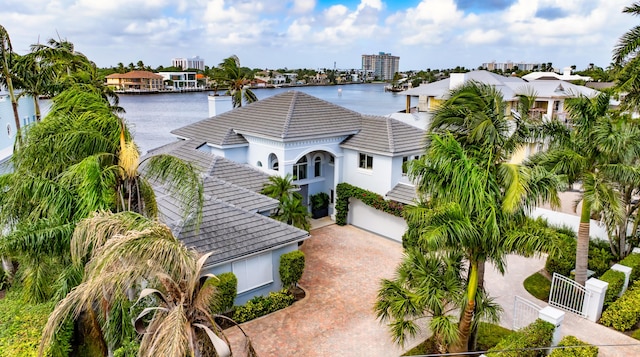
[215,55,257,108]
[262,174,310,231]
[335,182,405,225]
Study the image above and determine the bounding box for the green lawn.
[523,272,551,301]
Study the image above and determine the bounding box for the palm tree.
[275,195,311,231]
[613,2,640,110]
[12,52,56,122]
[375,249,500,354]
[216,55,257,108]
[406,82,562,352]
[0,24,22,136]
[40,211,257,356]
[532,93,633,285]
[261,174,302,203]
[614,2,640,65]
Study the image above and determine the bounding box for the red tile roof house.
[105,70,164,92]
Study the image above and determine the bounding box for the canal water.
[118,83,408,154]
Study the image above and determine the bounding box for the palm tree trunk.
[451,260,478,354]
[575,202,591,286]
[468,259,485,351]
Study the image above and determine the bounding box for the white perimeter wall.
[530,207,609,241]
[348,198,407,242]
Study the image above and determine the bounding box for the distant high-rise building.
[172,56,205,71]
[362,52,399,81]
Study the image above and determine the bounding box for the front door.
[299,184,309,211]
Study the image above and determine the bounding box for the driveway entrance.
[227,224,427,356]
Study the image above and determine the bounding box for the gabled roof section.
[404,70,526,100]
[172,91,362,144]
[177,198,309,266]
[203,176,278,212]
[340,115,426,155]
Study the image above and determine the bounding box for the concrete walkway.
[485,254,640,357]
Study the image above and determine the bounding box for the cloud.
[290,0,316,14]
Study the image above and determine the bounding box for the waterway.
[118,83,408,154]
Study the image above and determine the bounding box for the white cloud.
[291,0,316,14]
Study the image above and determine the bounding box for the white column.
[547,99,555,120]
[331,155,343,221]
[584,278,609,322]
[538,306,565,347]
[611,264,633,296]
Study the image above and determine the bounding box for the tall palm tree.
[406,82,562,352]
[532,93,634,285]
[613,2,640,110]
[12,52,56,122]
[0,24,22,136]
[375,249,500,354]
[216,55,257,108]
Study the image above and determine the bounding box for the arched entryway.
[291,150,336,217]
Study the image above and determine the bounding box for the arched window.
[293,156,307,180]
[257,161,263,167]
[314,156,322,177]
[268,153,279,171]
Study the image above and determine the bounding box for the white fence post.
[538,306,565,347]
[584,278,608,322]
[611,264,633,296]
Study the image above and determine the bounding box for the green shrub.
[600,280,640,331]
[211,272,237,314]
[620,253,640,283]
[113,339,140,357]
[546,234,576,277]
[632,328,640,340]
[588,240,615,276]
[599,269,626,308]
[279,250,305,290]
[233,290,295,323]
[0,289,72,357]
[335,183,404,225]
[476,322,513,351]
[549,335,598,357]
[486,319,554,357]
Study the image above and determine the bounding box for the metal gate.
[513,295,542,330]
[549,272,590,317]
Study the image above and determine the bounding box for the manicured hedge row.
[548,336,598,357]
[600,280,640,331]
[545,235,615,278]
[211,272,238,314]
[335,183,404,226]
[599,269,625,308]
[279,250,305,290]
[620,253,640,283]
[233,290,295,323]
[486,319,554,357]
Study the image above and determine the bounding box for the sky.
[1,0,638,72]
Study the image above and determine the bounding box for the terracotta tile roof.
[105,70,164,79]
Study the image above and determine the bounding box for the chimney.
[208,95,233,117]
[449,73,466,90]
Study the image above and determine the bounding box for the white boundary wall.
[530,208,608,241]
[348,198,407,242]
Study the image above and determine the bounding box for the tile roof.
[106,70,164,79]
[203,176,278,213]
[177,198,308,266]
[172,91,362,144]
[385,183,418,205]
[340,115,426,155]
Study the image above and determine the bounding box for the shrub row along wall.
[600,279,640,331]
[486,319,555,357]
[548,336,598,357]
[335,182,404,226]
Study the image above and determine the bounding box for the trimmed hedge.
[600,280,640,331]
[599,269,625,308]
[233,290,295,323]
[548,335,598,357]
[279,250,305,290]
[211,272,237,314]
[620,253,640,284]
[335,183,404,225]
[486,319,555,357]
[545,236,615,278]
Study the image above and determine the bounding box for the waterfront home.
[157,71,199,90]
[105,70,164,92]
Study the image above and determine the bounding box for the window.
[314,156,322,177]
[359,153,373,170]
[257,161,263,167]
[232,252,273,293]
[402,156,409,175]
[268,153,279,171]
[293,156,308,180]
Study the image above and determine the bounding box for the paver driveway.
[226,224,427,357]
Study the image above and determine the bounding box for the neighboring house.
[0,86,37,163]
[147,139,309,304]
[522,67,592,82]
[105,71,164,91]
[158,72,199,89]
[399,70,600,162]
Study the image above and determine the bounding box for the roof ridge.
[386,117,395,152]
[205,176,278,205]
[282,91,297,138]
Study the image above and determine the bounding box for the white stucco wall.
[342,149,394,196]
[530,207,609,241]
[348,198,407,242]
